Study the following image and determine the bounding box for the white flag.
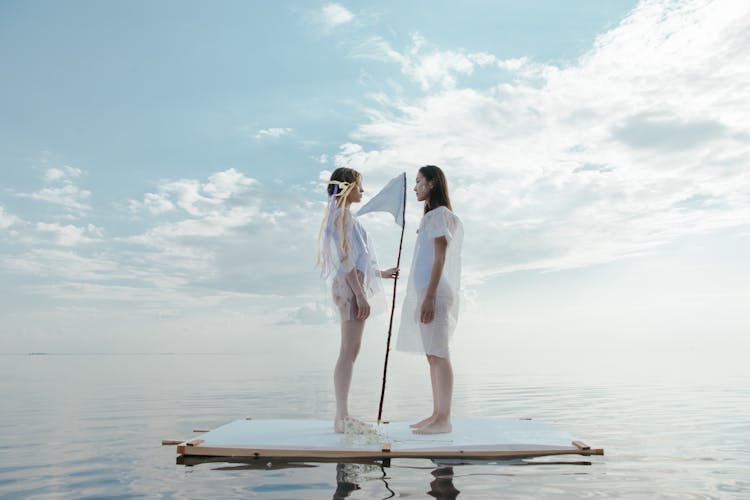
[357,172,406,227]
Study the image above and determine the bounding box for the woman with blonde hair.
[317,167,398,433]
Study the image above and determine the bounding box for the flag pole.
[378,172,406,424]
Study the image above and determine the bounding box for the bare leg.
[413,354,453,434]
[334,319,365,433]
[411,356,439,427]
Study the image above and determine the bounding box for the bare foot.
[412,418,452,435]
[334,416,372,434]
[410,415,436,428]
[334,418,345,433]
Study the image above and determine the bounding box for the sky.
[1,0,748,371]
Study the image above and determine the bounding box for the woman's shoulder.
[425,205,460,221]
[334,207,358,221]
[420,205,462,237]
[425,205,448,215]
[330,207,364,235]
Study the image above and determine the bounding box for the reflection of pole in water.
[333,461,460,499]
[428,467,460,500]
[379,462,396,499]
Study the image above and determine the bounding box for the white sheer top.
[319,207,384,313]
[396,206,463,356]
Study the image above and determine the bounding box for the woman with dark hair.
[396,165,463,434]
[317,167,399,433]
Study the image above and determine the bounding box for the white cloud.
[340,0,750,281]
[321,3,353,28]
[133,205,260,242]
[129,168,257,217]
[2,166,325,328]
[121,168,324,301]
[3,248,124,282]
[352,36,406,64]
[6,0,748,350]
[27,183,92,212]
[16,165,91,212]
[43,165,81,183]
[129,192,174,215]
[0,206,21,229]
[204,168,257,199]
[254,127,293,140]
[353,34,525,91]
[496,57,527,71]
[35,222,101,246]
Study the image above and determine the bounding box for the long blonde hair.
[316,168,361,275]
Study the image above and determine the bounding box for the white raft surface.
[176,418,603,459]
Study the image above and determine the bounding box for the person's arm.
[344,268,370,320]
[420,236,448,324]
[335,213,370,320]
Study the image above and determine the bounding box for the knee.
[342,341,362,360]
[427,354,447,366]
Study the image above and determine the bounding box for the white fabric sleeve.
[422,207,455,243]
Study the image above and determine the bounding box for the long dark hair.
[420,165,452,213]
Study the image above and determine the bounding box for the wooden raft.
[174,418,604,460]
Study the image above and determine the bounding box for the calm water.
[0,353,748,499]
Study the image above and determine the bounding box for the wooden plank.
[178,444,602,459]
[179,455,394,467]
[192,429,210,433]
[572,440,590,450]
[161,439,183,446]
[186,438,204,447]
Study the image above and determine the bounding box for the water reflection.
[177,455,460,500]
[334,462,460,500]
[4,355,748,498]
[333,462,390,499]
[177,456,594,499]
[427,466,460,499]
[333,462,362,498]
